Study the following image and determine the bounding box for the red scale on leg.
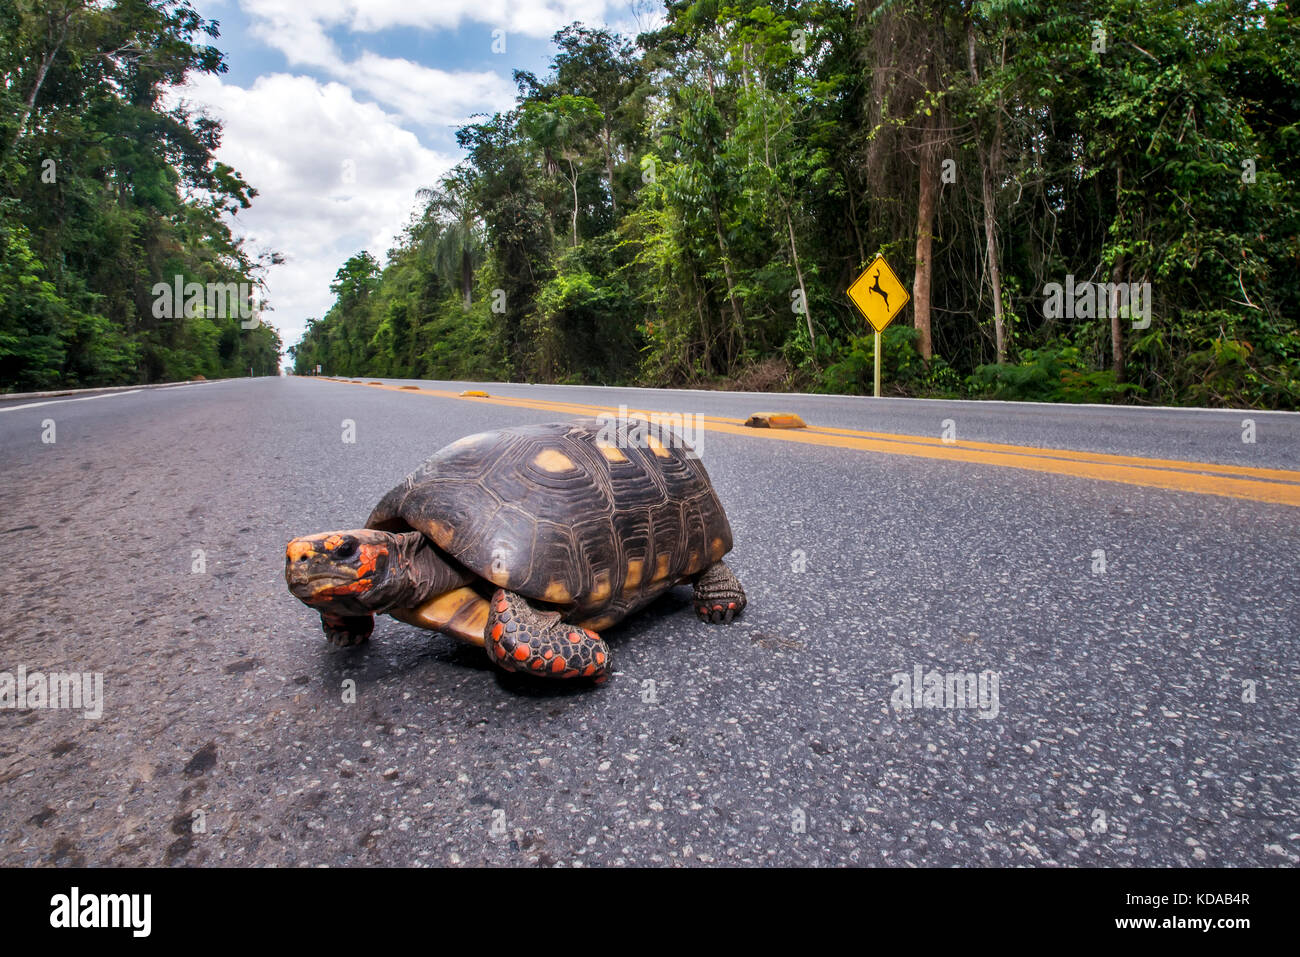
[483,589,611,682]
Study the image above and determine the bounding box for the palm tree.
[414,167,483,310]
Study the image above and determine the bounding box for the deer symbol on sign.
[868,270,889,311]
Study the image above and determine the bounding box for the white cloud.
[348,53,517,132]
[240,4,518,134]
[240,0,619,39]
[172,72,455,351]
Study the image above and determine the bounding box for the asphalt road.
[0,376,1296,866]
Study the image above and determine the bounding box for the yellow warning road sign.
[847,255,909,333]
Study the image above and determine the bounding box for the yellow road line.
[319,379,1300,507]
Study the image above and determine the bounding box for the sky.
[171,1,665,362]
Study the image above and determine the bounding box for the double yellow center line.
[318,379,1300,508]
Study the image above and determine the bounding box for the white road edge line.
[0,379,229,413]
[0,390,145,412]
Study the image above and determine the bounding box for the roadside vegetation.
[3,2,1293,407]
[293,1,1298,409]
[0,0,281,392]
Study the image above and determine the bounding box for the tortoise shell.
[365,417,733,628]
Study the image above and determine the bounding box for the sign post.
[846,254,909,397]
[874,330,882,397]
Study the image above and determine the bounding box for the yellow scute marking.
[623,559,643,593]
[645,434,670,458]
[589,570,611,603]
[534,449,575,472]
[425,519,455,549]
[596,440,627,463]
[653,553,671,581]
[543,580,571,603]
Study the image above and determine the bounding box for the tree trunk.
[568,158,579,247]
[461,246,473,311]
[1110,166,1126,381]
[967,20,1006,363]
[1110,252,1127,382]
[912,133,938,363]
[844,165,866,267]
[712,199,745,358]
[602,124,617,216]
[10,48,61,153]
[8,4,82,153]
[786,210,814,348]
[978,159,1006,362]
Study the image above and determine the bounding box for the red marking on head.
[551,657,566,673]
[567,631,582,644]
[491,623,504,641]
[513,644,530,662]
[582,664,595,677]
[530,659,544,670]
[314,578,373,599]
[354,544,385,579]
[595,652,605,665]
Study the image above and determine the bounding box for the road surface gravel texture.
[0,377,1295,866]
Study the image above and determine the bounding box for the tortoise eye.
[334,538,358,560]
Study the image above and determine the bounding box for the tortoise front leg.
[485,589,611,682]
[321,611,374,647]
[693,560,746,623]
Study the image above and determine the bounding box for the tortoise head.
[285,529,409,615]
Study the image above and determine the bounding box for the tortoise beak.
[285,537,350,600]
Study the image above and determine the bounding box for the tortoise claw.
[696,601,739,624]
[321,612,373,647]
[692,562,746,625]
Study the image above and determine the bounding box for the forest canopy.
[292,0,1299,409]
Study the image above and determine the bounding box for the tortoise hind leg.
[693,561,746,623]
[485,589,611,682]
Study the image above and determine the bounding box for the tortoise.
[284,416,746,682]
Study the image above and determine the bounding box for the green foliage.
[968,341,1144,403]
[0,0,281,391]
[819,324,960,397]
[294,0,1298,410]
